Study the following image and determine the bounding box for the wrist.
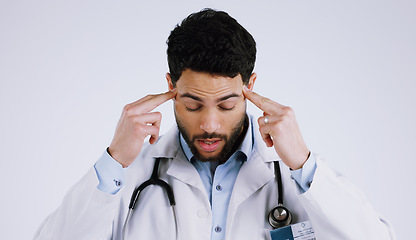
[107,147,129,168]
[289,150,310,170]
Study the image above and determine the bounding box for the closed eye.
[218,102,235,111]
[219,106,235,111]
[185,105,202,112]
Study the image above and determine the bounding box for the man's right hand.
[108,89,177,168]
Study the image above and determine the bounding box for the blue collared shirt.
[179,118,253,240]
[178,117,317,240]
[94,118,317,239]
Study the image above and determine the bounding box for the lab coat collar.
[148,123,208,196]
[147,125,181,159]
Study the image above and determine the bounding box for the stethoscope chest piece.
[268,204,292,229]
[268,161,293,229]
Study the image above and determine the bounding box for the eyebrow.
[219,93,240,102]
[180,93,241,103]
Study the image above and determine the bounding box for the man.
[35,9,395,240]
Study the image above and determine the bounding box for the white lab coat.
[34,116,395,240]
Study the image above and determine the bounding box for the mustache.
[192,132,228,142]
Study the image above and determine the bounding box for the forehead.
[176,69,244,98]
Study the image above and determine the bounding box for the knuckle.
[273,121,285,132]
[283,106,294,116]
[280,114,291,123]
[134,123,145,133]
[148,125,159,136]
[123,104,137,116]
[126,114,138,123]
[123,104,131,112]
[154,111,162,119]
[274,126,284,134]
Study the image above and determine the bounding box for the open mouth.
[197,139,221,152]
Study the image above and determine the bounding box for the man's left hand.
[243,86,310,170]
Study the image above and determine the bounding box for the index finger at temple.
[243,89,280,114]
[137,90,177,113]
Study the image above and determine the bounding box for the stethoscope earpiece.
[268,204,292,229]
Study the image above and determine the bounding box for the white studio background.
[0,0,414,239]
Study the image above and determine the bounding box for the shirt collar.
[179,115,253,162]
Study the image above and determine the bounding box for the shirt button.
[215,185,222,191]
[113,179,122,187]
[197,209,209,218]
[214,226,222,233]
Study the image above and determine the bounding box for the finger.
[133,112,162,126]
[243,87,283,114]
[150,112,162,130]
[140,124,160,145]
[139,89,177,113]
[258,124,274,147]
[130,112,162,144]
[264,136,273,147]
[129,89,177,114]
[147,113,162,143]
[258,114,279,126]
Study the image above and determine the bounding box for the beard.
[176,112,248,163]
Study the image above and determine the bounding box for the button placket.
[211,183,225,238]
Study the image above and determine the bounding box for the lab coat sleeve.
[33,167,121,240]
[296,156,396,239]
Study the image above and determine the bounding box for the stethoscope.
[122,157,292,239]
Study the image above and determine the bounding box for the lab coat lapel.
[166,149,208,195]
[226,115,279,236]
[143,123,206,194]
[229,115,279,211]
[154,125,207,195]
[227,149,274,226]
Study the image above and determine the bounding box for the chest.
[122,171,307,240]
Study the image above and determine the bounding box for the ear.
[246,73,257,90]
[166,73,174,91]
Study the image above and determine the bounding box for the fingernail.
[243,86,250,91]
[170,88,176,92]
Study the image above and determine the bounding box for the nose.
[200,110,220,134]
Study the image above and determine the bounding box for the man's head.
[166,8,256,86]
[166,9,257,163]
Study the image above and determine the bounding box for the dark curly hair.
[167,8,256,86]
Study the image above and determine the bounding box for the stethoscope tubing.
[122,158,291,239]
